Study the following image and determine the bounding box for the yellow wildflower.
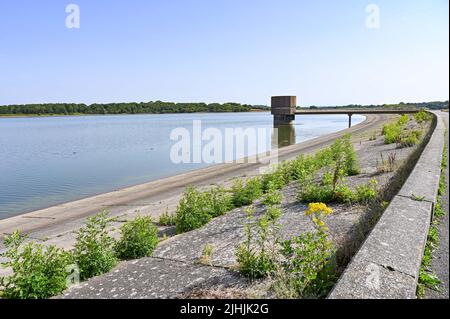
[305,203,333,216]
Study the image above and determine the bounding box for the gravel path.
[425,111,449,299]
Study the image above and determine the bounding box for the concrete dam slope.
[0,113,388,248]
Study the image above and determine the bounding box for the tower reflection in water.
[272,124,296,149]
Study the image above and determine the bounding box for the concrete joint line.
[362,257,416,280]
[149,255,234,272]
[396,194,435,206]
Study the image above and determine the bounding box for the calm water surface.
[0,113,364,219]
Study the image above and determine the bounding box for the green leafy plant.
[262,187,283,207]
[73,211,118,281]
[232,177,263,207]
[413,110,433,123]
[198,244,214,265]
[299,177,378,205]
[175,186,234,234]
[397,130,421,148]
[354,179,378,204]
[273,203,336,298]
[299,182,334,204]
[342,134,360,176]
[206,186,234,217]
[158,209,177,226]
[0,231,74,299]
[383,122,403,144]
[333,183,355,204]
[397,114,409,126]
[175,186,213,234]
[236,205,281,280]
[115,216,159,260]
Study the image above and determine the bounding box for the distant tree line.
[0,101,254,115]
[307,101,449,110]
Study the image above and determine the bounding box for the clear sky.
[0,0,448,106]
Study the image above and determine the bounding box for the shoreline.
[0,114,388,246]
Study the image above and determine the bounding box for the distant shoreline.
[0,109,270,119]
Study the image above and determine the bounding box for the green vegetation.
[232,178,264,207]
[158,210,177,226]
[382,116,407,144]
[417,219,442,297]
[198,244,215,266]
[115,216,159,260]
[0,101,252,116]
[207,186,234,217]
[73,211,118,281]
[175,186,214,234]
[376,152,397,173]
[236,205,281,279]
[299,178,378,204]
[174,186,233,234]
[276,213,336,298]
[397,130,422,148]
[236,202,336,298]
[0,231,74,299]
[417,134,448,298]
[382,113,427,147]
[414,109,433,123]
[296,135,377,205]
[354,179,379,204]
[308,101,448,110]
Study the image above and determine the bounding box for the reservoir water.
[0,112,364,219]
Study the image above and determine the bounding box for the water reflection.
[273,124,296,148]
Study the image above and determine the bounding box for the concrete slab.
[57,258,246,299]
[328,257,417,299]
[153,201,315,268]
[356,196,432,278]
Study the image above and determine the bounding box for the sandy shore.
[0,114,390,248]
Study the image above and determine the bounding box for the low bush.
[73,211,118,281]
[414,110,433,123]
[115,216,159,260]
[0,231,74,299]
[236,207,280,279]
[397,114,409,126]
[299,177,378,205]
[175,186,213,234]
[396,130,422,148]
[207,186,234,217]
[232,178,263,207]
[175,186,233,233]
[341,135,360,176]
[291,155,319,183]
[330,134,360,177]
[272,203,336,298]
[383,122,403,144]
[278,231,336,298]
[298,182,334,204]
[262,187,283,207]
[158,210,177,226]
[333,183,355,204]
[354,179,378,204]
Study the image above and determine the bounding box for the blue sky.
[0,0,448,106]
